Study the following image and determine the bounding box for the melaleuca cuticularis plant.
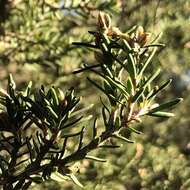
[0,12,182,190]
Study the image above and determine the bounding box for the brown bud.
[107,27,122,38]
[128,26,151,49]
[97,12,111,33]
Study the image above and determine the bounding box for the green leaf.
[99,144,121,148]
[30,176,43,184]
[69,173,84,188]
[7,74,16,100]
[61,116,83,129]
[104,80,114,94]
[101,43,109,52]
[92,118,97,138]
[8,74,16,90]
[139,47,157,75]
[142,68,160,88]
[147,79,172,99]
[62,130,82,138]
[143,44,165,48]
[72,64,101,74]
[85,155,107,162]
[102,33,110,46]
[123,39,132,52]
[104,75,129,100]
[102,107,108,127]
[51,171,69,182]
[151,32,163,44]
[125,53,137,79]
[109,95,124,105]
[100,97,110,114]
[126,25,137,34]
[148,111,175,118]
[46,105,58,120]
[23,81,32,97]
[102,64,113,78]
[113,133,134,143]
[132,88,145,103]
[88,77,117,104]
[59,137,68,159]
[78,127,85,150]
[26,137,35,162]
[128,126,142,134]
[149,98,183,113]
[115,116,121,129]
[126,78,133,94]
[50,87,59,107]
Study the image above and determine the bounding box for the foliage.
[0,0,189,190]
[0,9,183,190]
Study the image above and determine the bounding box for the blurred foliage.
[0,0,189,189]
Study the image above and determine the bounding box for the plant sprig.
[0,12,182,190]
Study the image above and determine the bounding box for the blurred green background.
[0,0,190,189]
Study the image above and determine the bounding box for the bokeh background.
[0,0,190,189]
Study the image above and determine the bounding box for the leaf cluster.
[0,11,182,190]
